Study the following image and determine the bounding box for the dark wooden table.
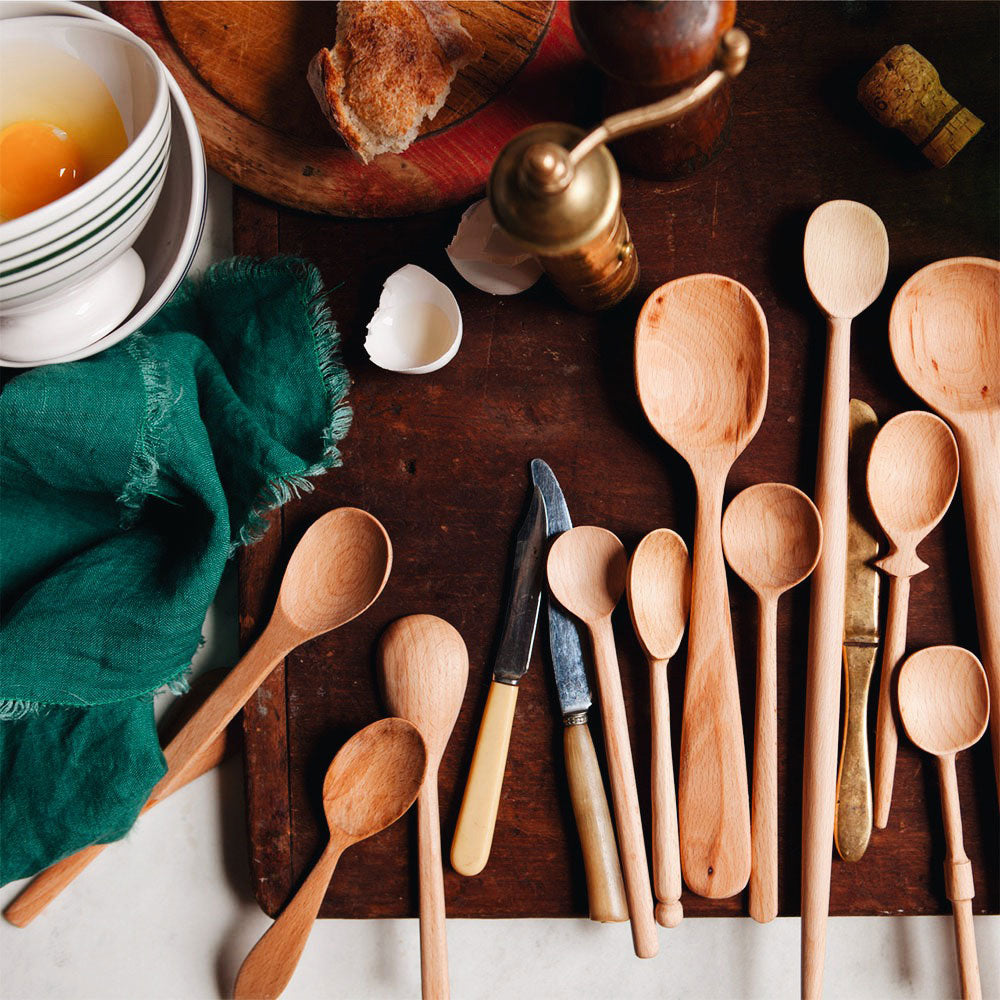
[237,0,999,919]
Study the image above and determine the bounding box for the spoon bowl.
[323,717,428,839]
[722,483,823,598]
[626,529,690,660]
[548,526,627,623]
[867,411,959,543]
[279,507,393,635]
[898,646,990,757]
[635,274,768,469]
[889,257,999,420]
[804,200,889,319]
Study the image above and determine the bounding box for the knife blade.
[530,459,627,923]
[834,399,881,862]
[450,484,546,877]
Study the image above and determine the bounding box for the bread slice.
[308,1,482,164]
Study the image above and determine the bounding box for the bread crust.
[307,0,483,164]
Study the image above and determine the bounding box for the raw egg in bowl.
[0,15,170,362]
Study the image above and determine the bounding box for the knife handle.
[563,717,629,923]
[450,680,518,877]
[834,644,876,862]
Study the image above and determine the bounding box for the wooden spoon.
[722,484,822,924]
[233,718,427,1000]
[626,529,691,929]
[635,274,768,899]
[4,508,392,928]
[867,410,959,828]
[889,257,1000,803]
[897,646,989,1000]
[801,199,888,999]
[379,615,469,1000]
[548,526,658,958]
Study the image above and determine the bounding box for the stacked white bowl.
[0,2,206,366]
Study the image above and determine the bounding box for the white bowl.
[0,14,171,361]
[0,0,206,368]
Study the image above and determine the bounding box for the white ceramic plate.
[0,1,207,367]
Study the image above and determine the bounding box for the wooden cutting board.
[236,1,1000,919]
[107,1,587,216]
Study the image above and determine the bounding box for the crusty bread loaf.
[308,1,482,164]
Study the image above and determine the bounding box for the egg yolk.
[0,121,86,221]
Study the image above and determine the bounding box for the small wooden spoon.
[4,508,392,928]
[548,526,658,958]
[722,484,822,924]
[890,257,1000,802]
[897,646,989,1000]
[626,529,691,928]
[379,615,469,1000]
[635,274,768,900]
[233,718,427,1000]
[801,199,888,999]
[867,410,959,828]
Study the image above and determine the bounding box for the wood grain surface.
[237,1,1000,919]
[108,1,587,217]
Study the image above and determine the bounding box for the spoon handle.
[937,754,982,1000]
[3,667,251,927]
[418,778,450,1000]
[679,476,751,899]
[750,597,779,923]
[956,431,1000,803]
[874,573,911,828]
[802,313,851,1000]
[233,841,343,1000]
[590,619,658,958]
[649,657,682,927]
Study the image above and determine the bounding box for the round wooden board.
[107,1,586,218]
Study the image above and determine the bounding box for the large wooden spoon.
[233,717,427,1000]
[867,410,959,828]
[635,274,768,899]
[898,646,989,1000]
[722,484,822,924]
[626,529,690,928]
[4,508,392,927]
[379,615,469,1000]
[801,200,888,999]
[889,257,1000,803]
[548,526,658,958]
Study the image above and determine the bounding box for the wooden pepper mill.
[570,0,738,178]
[858,45,984,167]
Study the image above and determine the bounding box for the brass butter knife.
[834,399,881,862]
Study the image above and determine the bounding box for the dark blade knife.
[835,399,881,862]
[451,485,546,877]
[531,459,628,923]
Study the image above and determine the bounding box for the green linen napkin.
[0,257,351,884]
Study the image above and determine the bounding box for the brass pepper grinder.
[489,28,749,312]
[570,1,738,178]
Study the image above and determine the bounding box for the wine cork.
[858,44,983,167]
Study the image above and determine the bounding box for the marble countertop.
[2,171,997,1000]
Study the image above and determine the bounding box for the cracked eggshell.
[365,264,462,375]
[447,198,543,295]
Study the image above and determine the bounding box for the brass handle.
[568,28,751,167]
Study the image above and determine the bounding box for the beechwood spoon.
[379,615,469,1000]
[897,646,990,1000]
[634,274,768,900]
[626,529,691,928]
[867,411,959,829]
[801,199,888,999]
[233,718,427,1000]
[548,526,658,958]
[5,508,392,927]
[890,257,1000,804]
[722,484,822,924]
